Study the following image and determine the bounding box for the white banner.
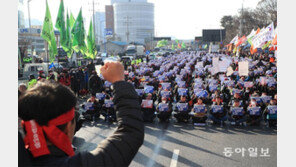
[238,61,249,76]
[219,60,229,72]
[252,22,274,49]
[226,67,234,76]
[211,57,220,75]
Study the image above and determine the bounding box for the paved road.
[73,117,276,167]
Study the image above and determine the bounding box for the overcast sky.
[22,0,260,40]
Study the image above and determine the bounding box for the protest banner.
[267,105,277,115]
[212,105,223,113]
[238,61,249,76]
[96,93,106,100]
[219,60,229,72]
[142,100,153,108]
[226,67,234,76]
[158,103,169,112]
[248,107,261,115]
[193,105,206,113]
[176,103,188,112]
[211,57,220,75]
[105,100,114,108]
[231,107,244,116]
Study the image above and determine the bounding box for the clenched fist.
[100,61,125,83]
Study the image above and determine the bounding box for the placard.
[144,86,154,94]
[238,61,249,76]
[250,97,262,104]
[142,100,153,108]
[231,107,244,116]
[158,103,169,112]
[226,67,234,76]
[176,103,188,112]
[96,93,106,100]
[104,100,114,108]
[177,81,186,88]
[104,81,112,88]
[267,105,277,114]
[161,82,171,90]
[178,88,188,96]
[261,96,272,104]
[212,105,223,113]
[194,90,208,98]
[193,104,206,113]
[160,91,171,98]
[259,77,267,85]
[84,102,94,110]
[209,85,218,92]
[248,107,261,115]
[244,81,254,88]
[135,89,144,96]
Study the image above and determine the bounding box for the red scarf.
[23,108,75,158]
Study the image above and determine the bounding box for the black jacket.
[27,81,144,167]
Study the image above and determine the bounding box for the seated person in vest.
[174,96,191,123]
[18,61,144,167]
[228,99,247,126]
[156,97,173,122]
[263,99,277,128]
[191,97,208,125]
[246,99,262,126]
[82,94,101,121]
[209,96,227,126]
[141,93,156,122]
[101,96,116,122]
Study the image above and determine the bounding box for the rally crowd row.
[19,50,277,128]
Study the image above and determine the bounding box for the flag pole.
[45,41,49,74]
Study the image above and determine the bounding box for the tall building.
[95,12,106,44]
[111,0,147,4]
[113,0,154,44]
[18,0,25,28]
[105,5,114,34]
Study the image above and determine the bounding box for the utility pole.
[123,16,132,44]
[239,0,244,36]
[27,0,32,55]
[89,0,99,45]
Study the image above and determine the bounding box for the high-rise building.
[18,0,25,28]
[113,0,154,44]
[111,0,147,5]
[105,5,114,34]
[95,12,106,44]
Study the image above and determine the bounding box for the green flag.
[181,42,186,49]
[70,12,75,29]
[86,20,97,59]
[71,8,87,55]
[55,0,66,49]
[64,11,73,57]
[171,43,175,50]
[41,0,57,63]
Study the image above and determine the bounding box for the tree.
[221,0,277,44]
[255,0,277,26]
